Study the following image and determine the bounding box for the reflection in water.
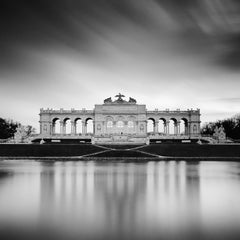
[0,160,240,239]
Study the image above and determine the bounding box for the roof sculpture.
[104,93,137,104]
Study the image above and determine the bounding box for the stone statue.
[129,97,137,103]
[115,93,125,102]
[104,97,112,103]
[213,125,226,142]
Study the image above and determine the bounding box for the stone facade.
[38,94,201,144]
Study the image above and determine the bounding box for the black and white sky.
[1,0,240,130]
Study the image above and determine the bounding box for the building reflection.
[38,160,200,239]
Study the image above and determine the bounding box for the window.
[117,121,124,128]
[128,121,134,128]
[107,121,113,128]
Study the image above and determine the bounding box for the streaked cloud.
[0,0,240,130]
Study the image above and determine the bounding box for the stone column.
[82,121,86,135]
[48,123,52,135]
[166,121,169,135]
[188,122,192,136]
[154,121,159,134]
[63,122,66,135]
[177,121,180,135]
[135,121,139,135]
[113,121,116,135]
[40,123,42,134]
[197,122,201,135]
[92,121,95,135]
[124,121,128,135]
[60,121,64,135]
[145,120,148,135]
[51,123,55,135]
[71,121,75,135]
[102,121,105,135]
[185,124,188,135]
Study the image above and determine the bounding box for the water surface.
[0,159,240,239]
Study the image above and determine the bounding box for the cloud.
[216,97,240,103]
[1,0,240,73]
[1,0,240,129]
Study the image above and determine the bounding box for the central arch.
[106,116,114,134]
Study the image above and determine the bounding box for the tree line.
[0,118,35,141]
[201,115,240,140]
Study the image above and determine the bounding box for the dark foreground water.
[0,160,240,240]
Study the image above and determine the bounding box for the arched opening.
[75,118,82,135]
[117,121,124,128]
[106,116,114,134]
[106,120,113,134]
[128,121,134,128]
[169,118,177,135]
[86,118,93,134]
[147,118,155,134]
[180,118,188,135]
[116,120,124,134]
[128,121,134,134]
[127,116,136,134]
[63,118,71,135]
[52,118,60,134]
[158,118,166,135]
[107,121,113,128]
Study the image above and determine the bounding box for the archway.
[180,118,188,135]
[75,118,82,135]
[63,118,71,135]
[52,118,60,134]
[147,118,155,134]
[127,116,136,134]
[116,120,124,134]
[158,118,166,135]
[127,121,134,134]
[86,118,93,134]
[106,116,114,134]
[169,118,177,135]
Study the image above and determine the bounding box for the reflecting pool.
[0,159,240,240]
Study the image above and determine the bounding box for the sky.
[0,0,240,132]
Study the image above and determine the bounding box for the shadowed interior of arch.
[158,118,166,134]
[86,118,93,134]
[52,118,60,134]
[180,118,188,135]
[75,118,82,134]
[169,118,177,135]
[64,118,71,134]
[147,118,155,133]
